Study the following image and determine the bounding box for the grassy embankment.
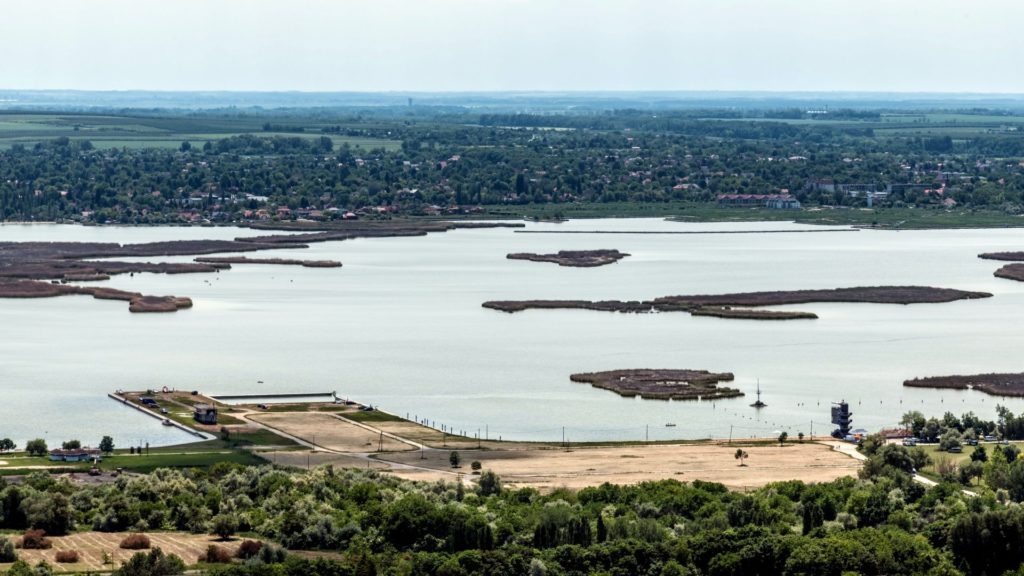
[477,202,1024,229]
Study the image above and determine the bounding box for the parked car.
[948,445,963,453]
[984,435,996,442]
[967,439,978,446]
[902,438,918,447]
[160,408,168,415]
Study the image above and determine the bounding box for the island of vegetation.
[904,373,1024,396]
[483,286,990,321]
[569,369,741,400]
[979,251,1024,261]
[994,263,1024,282]
[194,256,342,268]
[0,221,516,312]
[506,249,629,267]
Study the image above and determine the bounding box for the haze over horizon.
[4,0,1024,94]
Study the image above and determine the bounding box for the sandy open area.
[379,441,861,491]
[262,450,391,471]
[251,412,414,453]
[2,532,248,573]
[368,420,535,450]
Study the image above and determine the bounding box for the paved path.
[830,441,976,496]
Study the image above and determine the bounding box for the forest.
[8,407,1024,575]
[2,107,1024,224]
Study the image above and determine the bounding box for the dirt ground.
[251,412,414,453]
[377,441,861,491]
[368,420,542,450]
[2,532,248,573]
[262,450,391,471]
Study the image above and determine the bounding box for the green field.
[0,447,267,476]
[915,441,1024,483]
[0,112,401,151]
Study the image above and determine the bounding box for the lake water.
[3,218,1024,446]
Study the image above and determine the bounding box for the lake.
[2,218,1024,446]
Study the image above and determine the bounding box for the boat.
[750,380,767,408]
[161,418,173,426]
[665,423,677,427]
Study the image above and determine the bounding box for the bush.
[257,542,287,564]
[211,513,238,540]
[113,548,185,576]
[119,534,151,550]
[201,544,232,564]
[0,537,17,562]
[236,539,262,559]
[55,550,80,563]
[19,529,52,550]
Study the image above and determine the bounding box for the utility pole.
[378,431,383,452]
[646,425,649,444]
[729,425,733,444]
[562,426,565,447]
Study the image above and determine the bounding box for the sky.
[3,0,1024,93]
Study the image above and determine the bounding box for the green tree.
[778,431,789,446]
[0,438,15,452]
[477,470,502,497]
[210,514,238,540]
[61,440,81,450]
[735,449,748,466]
[900,410,926,436]
[939,429,962,452]
[113,549,185,576]
[449,451,461,468]
[99,436,115,454]
[25,439,47,457]
[984,446,1012,490]
[0,536,16,562]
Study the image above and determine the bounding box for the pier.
[107,392,210,439]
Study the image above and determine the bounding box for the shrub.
[55,550,80,563]
[119,534,151,550]
[0,537,17,562]
[236,540,262,559]
[211,513,238,540]
[257,543,287,564]
[201,544,232,564]
[20,529,52,550]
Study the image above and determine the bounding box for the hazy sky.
[4,0,1024,93]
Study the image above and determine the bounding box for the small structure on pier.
[193,404,218,425]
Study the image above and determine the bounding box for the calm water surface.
[2,218,1024,446]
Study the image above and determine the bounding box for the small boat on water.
[161,418,173,426]
[665,423,676,427]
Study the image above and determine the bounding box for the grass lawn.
[0,431,297,475]
[343,410,406,423]
[916,441,1024,482]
